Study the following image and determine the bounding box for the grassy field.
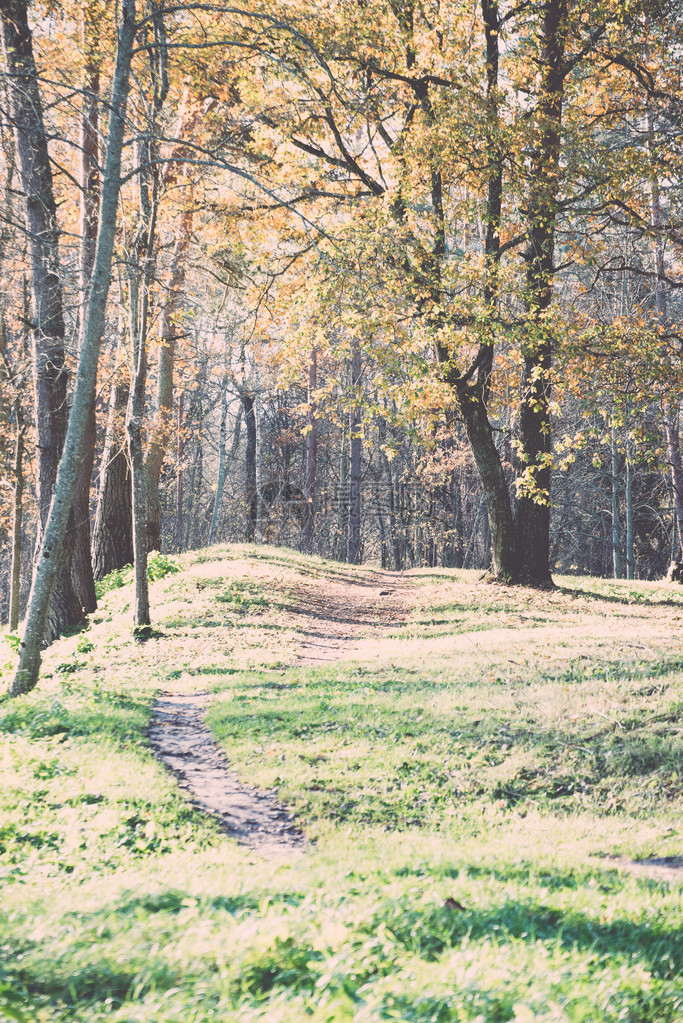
[1,545,682,1022]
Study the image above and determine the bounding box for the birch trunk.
[71,18,101,614]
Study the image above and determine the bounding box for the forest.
[0,0,682,692]
[1,5,683,1020]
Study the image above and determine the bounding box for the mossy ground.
[1,545,682,1022]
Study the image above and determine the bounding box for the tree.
[10,0,137,696]
[1,0,85,639]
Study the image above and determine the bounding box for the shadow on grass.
[557,585,683,609]
[14,959,180,1010]
[366,887,683,979]
[11,863,681,1016]
[205,680,682,822]
[0,688,149,747]
[106,888,306,919]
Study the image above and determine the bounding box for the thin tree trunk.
[625,436,634,580]
[337,422,348,561]
[174,389,184,552]
[1,0,85,642]
[9,398,25,631]
[127,258,152,628]
[255,392,264,543]
[10,0,136,695]
[348,341,362,564]
[71,20,101,614]
[611,428,622,578]
[302,348,317,552]
[242,391,257,541]
[146,205,193,551]
[92,339,133,578]
[665,417,683,561]
[209,390,242,545]
[648,109,683,561]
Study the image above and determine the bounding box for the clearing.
[1,544,682,1022]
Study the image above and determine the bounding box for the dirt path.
[149,569,414,854]
[290,569,412,665]
[149,693,305,855]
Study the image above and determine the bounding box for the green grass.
[1,544,682,1022]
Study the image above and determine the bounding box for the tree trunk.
[337,422,349,561]
[92,341,133,578]
[437,0,518,583]
[242,391,257,541]
[611,428,622,578]
[348,341,362,564]
[625,435,634,579]
[127,268,151,627]
[255,391,264,543]
[664,417,683,561]
[1,0,85,642]
[454,381,518,580]
[70,10,101,615]
[8,398,25,632]
[175,389,184,552]
[647,109,683,561]
[10,0,136,695]
[515,0,565,587]
[209,402,241,545]
[302,348,317,552]
[146,206,193,551]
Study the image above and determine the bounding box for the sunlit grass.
[1,545,682,1022]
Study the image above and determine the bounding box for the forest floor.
[1,544,682,1022]
[148,566,411,855]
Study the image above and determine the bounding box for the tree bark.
[241,390,257,541]
[8,397,25,632]
[70,16,101,614]
[92,341,133,578]
[455,382,517,579]
[302,348,317,552]
[647,109,683,561]
[436,0,518,582]
[611,428,622,578]
[127,269,150,626]
[348,341,362,564]
[175,388,184,556]
[625,434,634,579]
[514,0,566,586]
[146,206,193,551]
[1,0,84,641]
[337,421,348,561]
[10,0,136,696]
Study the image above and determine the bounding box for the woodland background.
[1,0,682,651]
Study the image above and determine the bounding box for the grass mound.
[1,544,681,1022]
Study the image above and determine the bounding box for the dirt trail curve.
[149,569,412,854]
[291,568,412,665]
